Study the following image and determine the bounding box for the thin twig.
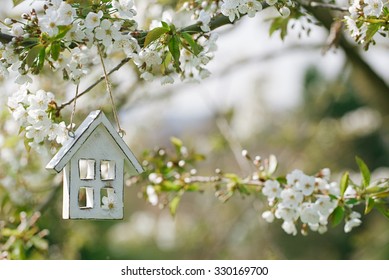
[308,1,349,12]
[58,57,130,110]
[215,117,253,174]
[188,175,264,186]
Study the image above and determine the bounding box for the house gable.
[46,110,143,175]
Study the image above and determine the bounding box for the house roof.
[46,110,143,174]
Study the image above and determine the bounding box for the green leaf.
[340,172,349,197]
[330,206,345,227]
[162,181,181,191]
[170,136,183,149]
[37,47,46,70]
[364,23,380,43]
[181,32,201,56]
[26,44,44,67]
[269,17,289,40]
[161,21,170,30]
[375,202,389,219]
[237,184,250,195]
[364,197,375,215]
[50,42,61,61]
[169,195,182,216]
[356,156,370,188]
[276,177,287,185]
[144,26,169,47]
[12,0,24,7]
[345,198,359,205]
[24,138,31,152]
[168,35,181,71]
[55,25,72,40]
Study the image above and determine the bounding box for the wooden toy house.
[46,110,143,220]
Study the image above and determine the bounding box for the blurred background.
[1,0,389,259]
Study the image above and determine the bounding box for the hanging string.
[68,83,79,138]
[97,45,125,137]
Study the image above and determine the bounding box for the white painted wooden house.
[46,110,143,220]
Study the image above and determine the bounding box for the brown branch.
[0,32,13,44]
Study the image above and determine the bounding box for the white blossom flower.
[280,188,303,208]
[279,6,291,18]
[38,9,59,36]
[286,169,315,196]
[2,45,19,64]
[345,16,361,38]
[102,195,116,210]
[328,181,340,196]
[7,86,28,109]
[135,49,163,68]
[57,2,76,25]
[11,24,24,37]
[275,205,299,221]
[199,68,211,79]
[238,0,262,18]
[344,211,362,233]
[320,168,331,181]
[300,203,320,224]
[27,109,51,130]
[148,173,163,184]
[48,0,63,8]
[349,2,360,19]
[25,126,46,143]
[262,210,275,223]
[262,179,281,200]
[198,10,211,32]
[0,62,9,78]
[146,185,158,206]
[111,34,139,56]
[281,221,297,235]
[266,0,278,5]
[11,104,29,126]
[47,121,68,144]
[112,0,137,18]
[161,75,175,85]
[28,89,53,110]
[85,11,103,29]
[221,0,241,22]
[318,224,328,234]
[65,22,86,43]
[315,196,336,216]
[15,74,33,85]
[363,0,383,17]
[286,169,305,186]
[95,19,122,48]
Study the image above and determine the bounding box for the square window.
[100,186,115,209]
[78,187,94,209]
[79,159,95,180]
[101,160,115,180]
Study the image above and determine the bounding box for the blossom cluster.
[7,85,68,152]
[261,169,362,235]
[0,0,221,152]
[344,0,388,46]
[0,0,220,86]
[220,0,291,22]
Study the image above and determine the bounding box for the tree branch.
[0,32,13,44]
[308,1,348,12]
